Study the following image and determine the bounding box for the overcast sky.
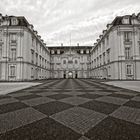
[0,0,140,46]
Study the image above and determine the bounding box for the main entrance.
[68,71,73,78]
[63,71,78,79]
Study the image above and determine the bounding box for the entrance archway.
[68,71,73,78]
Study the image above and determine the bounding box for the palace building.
[0,14,51,81]
[0,12,140,81]
[90,13,140,80]
[48,45,92,79]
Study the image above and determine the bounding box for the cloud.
[0,0,140,46]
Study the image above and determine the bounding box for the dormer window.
[11,18,18,25]
[137,13,140,21]
[122,17,130,24]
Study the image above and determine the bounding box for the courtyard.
[0,79,140,140]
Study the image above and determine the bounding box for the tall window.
[31,50,34,63]
[40,56,41,66]
[36,42,38,52]
[99,44,101,53]
[42,58,44,68]
[31,67,34,78]
[106,35,109,46]
[36,53,38,65]
[97,57,99,67]
[63,60,66,64]
[139,43,140,56]
[45,59,47,68]
[139,30,140,40]
[0,30,2,41]
[10,66,16,77]
[107,49,110,63]
[81,56,83,62]
[124,32,132,42]
[10,33,17,43]
[0,45,2,59]
[75,60,78,64]
[125,47,131,59]
[126,65,132,75]
[11,48,16,61]
[94,59,96,67]
[102,40,105,51]
[108,66,111,77]
[103,53,106,64]
[99,55,102,66]
[32,37,35,48]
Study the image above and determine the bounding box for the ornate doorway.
[68,71,73,78]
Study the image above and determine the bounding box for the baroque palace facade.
[90,13,140,80]
[0,14,51,81]
[0,13,140,81]
[48,46,91,79]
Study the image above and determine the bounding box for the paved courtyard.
[104,81,140,92]
[0,82,41,95]
[0,79,140,140]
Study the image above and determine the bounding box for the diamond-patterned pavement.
[85,116,140,140]
[0,107,47,134]
[33,101,73,116]
[78,93,102,99]
[80,100,119,114]
[22,97,55,106]
[110,106,140,125]
[0,102,28,114]
[59,96,92,106]
[51,107,107,134]
[95,96,129,105]
[47,93,72,100]
[0,79,140,139]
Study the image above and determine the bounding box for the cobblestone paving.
[0,79,140,140]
